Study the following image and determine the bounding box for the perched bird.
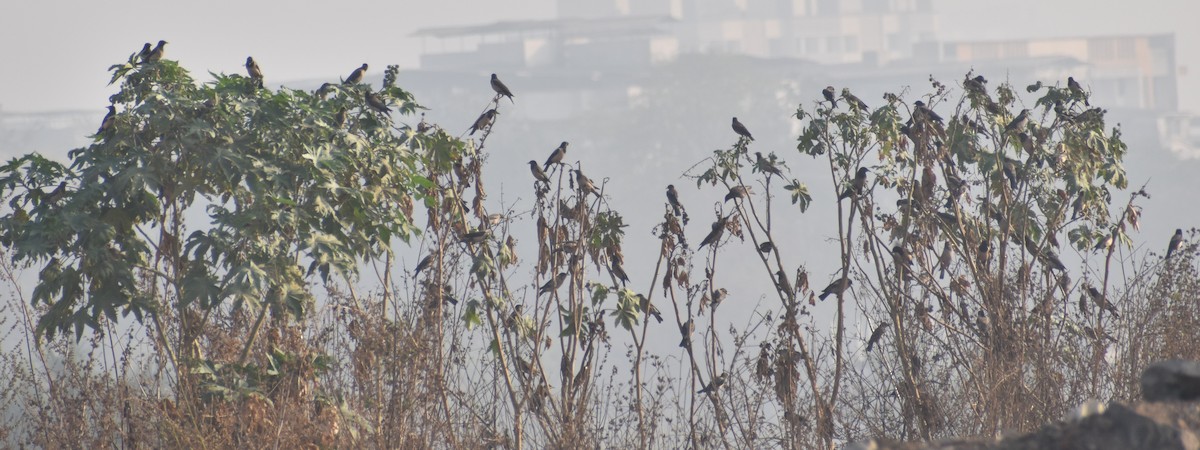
[724,185,749,202]
[365,91,391,113]
[610,260,629,285]
[758,241,774,254]
[698,373,726,394]
[1006,109,1030,133]
[838,167,869,200]
[344,63,368,85]
[1068,76,1083,94]
[637,294,664,323]
[137,43,152,64]
[413,253,437,276]
[822,86,838,108]
[1094,233,1114,253]
[529,161,550,183]
[245,57,264,88]
[710,288,729,306]
[977,241,992,267]
[698,216,729,249]
[892,245,912,268]
[964,75,987,95]
[818,277,851,300]
[538,273,568,295]
[574,169,598,197]
[679,319,694,348]
[731,117,754,140]
[775,270,793,296]
[147,40,167,63]
[416,113,433,133]
[666,185,683,217]
[333,109,346,128]
[469,109,498,135]
[543,141,568,171]
[97,105,116,135]
[866,322,890,352]
[41,182,68,206]
[459,230,488,244]
[841,88,868,111]
[1167,228,1184,258]
[490,73,515,103]
[913,100,943,123]
[755,152,783,177]
[1085,286,1119,317]
[938,241,952,279]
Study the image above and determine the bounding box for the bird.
[698,373,726,394]
[610,260,629,285]
[666,185,683,217]
[574,169,598,197]
[538,273,568,295]
[838,167,869,200]
[97,106,116,135]
[147,40,167,63]
[841,88,868,111]
[938,242,952,279]
[41,182,68,206]
[333,109,346,128]
[679,319,694,348]
[731,117,754,140]
[316,83,335,98]
[866,322,890,352]
[724,186,749,202]
[822,86,838,108]
[637,294,664,323]
[758,241,774,254]
[1085,286,1119,317]
[529,161,550,183]
[710,288,729,307]
[1006,109,1030,133]
[892,245,912,268]
[698,216,728,249]
[775,270,793,295]
[818,277,851,300]
[137,43,152,64]
[365,91,391,113]
[414,253,437,276]
[755,152,783,177]
[1094,233,1114,253]
[490,73,515,102]
[245,57,264,88]
[469,109,498,135]
[543,142,568,171]
[459,230,488,244]
[1068,77,1087,105]
[913,100,943,123]
[344,63,368,85]
[1167,228,1183,258]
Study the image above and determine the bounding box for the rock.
[1143,360,1200,402]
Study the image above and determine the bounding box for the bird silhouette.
[245,57,264,88]
[529,161,550,183]
[1167,229,1183,258]
[866,322,890,352]
[147,40,167,63]
[365,91,391,113]
[732,117,754,140]
[543,141,568,171]
[490,74,515,103]
[97,106,116,135]
[470,109,498,135]
[344,63,368,85]
[822,86,838,108]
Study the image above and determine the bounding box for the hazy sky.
[2,0,1197,112]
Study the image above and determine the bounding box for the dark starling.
[543,141,568,171]
[529,161,550,183]
[755,152,783,177]
[1085,286,1119,317]
[838,167,869,200]
[316,82,334,98]
[698,373,725,394]
[538,272,568,295]
[469,108,498,135]
[490,73,515,102]
[964,75,986,95]
[775,270,793,295]
[758,241,774,254]
[610,260,629,285]
[1068,76,1084,95]
[913,100,943,123]
[245,56,264,88]
[841,88,868,111]
[698,216,728,249]
[977,240,992,267]
[574,169,598,197]
[892,245,912,267]
[97,105,116,134]
[666,184,683,217]
[414,253,436,276]
[822,86,838,108]
[731,117,754,140]
[865,322,890,352]
[1041,249,1067,272]
[137,43,152,64]
[637,294,664,323]
[344,64,367,85]
[147,40,166,63]
[417,113,433,133]
[724,185,749,202]
[679,319,694,348]
[364,91,391,113]
[1167,228,1183,258]
[460,230,488,244]
[818,277,850,300]
[41,182,67,205]
[1006,109,1030,133]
